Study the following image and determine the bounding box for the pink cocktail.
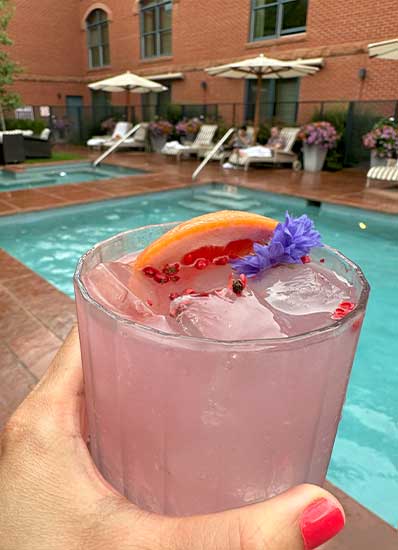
[74,219,369,516]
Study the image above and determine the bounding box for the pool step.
[198,191,260,208]
[178,188,261,213]
[203,188,247,199]
[178,199,219,213]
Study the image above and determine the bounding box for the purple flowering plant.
[299,121,339,149]
[362,119,398,159]
[175,118,201,137]
[148,119,173,137]
[231,212,323,278]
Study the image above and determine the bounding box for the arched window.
[141,0,172,58]
[86,9,110,68]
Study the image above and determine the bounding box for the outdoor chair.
[366,163,398,188]
[111,122,148,151]
[226,127,302,171]
[0,133,25,164]
[24,128,52,159]
[87,121,132,149]
[161,124,218,161]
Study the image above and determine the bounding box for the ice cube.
[83,262,174,332]
[171,289,285,340]
[258,265,350,316]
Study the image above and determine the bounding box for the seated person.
[231,125,252,149]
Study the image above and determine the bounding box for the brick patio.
[0,150,396,548]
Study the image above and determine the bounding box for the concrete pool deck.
[0,150,397,548]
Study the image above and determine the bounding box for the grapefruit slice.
[134,210,277,273]
[129,211,278,313]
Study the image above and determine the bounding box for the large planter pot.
[150,134,167,152]
[303,144,328,172]
[370,150,388,168]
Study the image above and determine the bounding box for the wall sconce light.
[358,68,367,81]
[57,92,62,100]
[200,81,208,90]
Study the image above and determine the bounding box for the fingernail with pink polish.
[300,498,345,549]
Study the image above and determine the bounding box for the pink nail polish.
[300,498,345,549]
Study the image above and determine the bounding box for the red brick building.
[6,0,398,125]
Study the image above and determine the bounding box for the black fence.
[7,99,398,166]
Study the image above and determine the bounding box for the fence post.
[77,106,83,143]
[320,102,324,118]
[394,100,398,122]
[232,103,236,126]
[344,101,355,166]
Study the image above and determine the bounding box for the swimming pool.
[0,162,146,192]
[0,184,396,525]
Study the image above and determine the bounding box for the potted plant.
[148,119,173,152]
[299,122,339,172]
[176,118,201,144]
[362,120,398,167]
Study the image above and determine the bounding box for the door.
[66,95,84,143]
[142,81,172,120]
[91,90,111,127]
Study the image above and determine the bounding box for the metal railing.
[192,127,235,181]
[92,123,142,167]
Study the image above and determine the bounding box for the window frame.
[140,0,172,59]
[249,0,307,42]
[86,9,111,69]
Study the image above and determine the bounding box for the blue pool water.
[0,184,396,525]
[0,162,145,192]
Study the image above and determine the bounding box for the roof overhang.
[143,72,184,81]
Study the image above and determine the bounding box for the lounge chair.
[24,128,52,158]
[366,164,398,188]
[161,124,218,161]
[113,122,148,150]
[87,121,132,149]
[226,127,301,171]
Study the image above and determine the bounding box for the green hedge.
[4,119,46,134]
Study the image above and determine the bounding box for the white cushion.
[40,128,51,140]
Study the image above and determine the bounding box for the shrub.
[166,104,183,124]
[256,124,270,145]
[5,118,46,134]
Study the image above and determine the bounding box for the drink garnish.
[230,212,323,277]
[332,301,356,320]
[133,211,278,277]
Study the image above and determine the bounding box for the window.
[86,9,110,68]
[141,0,172,58]
[245,78,299,125]
[251,0,307,41]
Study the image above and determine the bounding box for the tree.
[0,0,21,131]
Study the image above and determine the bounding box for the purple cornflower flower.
[230,212,323,277]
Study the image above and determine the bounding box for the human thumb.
[171,483,345,550]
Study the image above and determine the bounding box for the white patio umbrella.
[206,54,319,138]
[88,71,167,121]
[368,38,398,60]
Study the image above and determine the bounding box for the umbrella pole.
[125,88,131,122]
[254,73,262,143]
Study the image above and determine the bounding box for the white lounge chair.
[114,122,148,150]
[366,163,398,188]
[227,127,302,171]
[161,124,218,161]
[87,121,132,149]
